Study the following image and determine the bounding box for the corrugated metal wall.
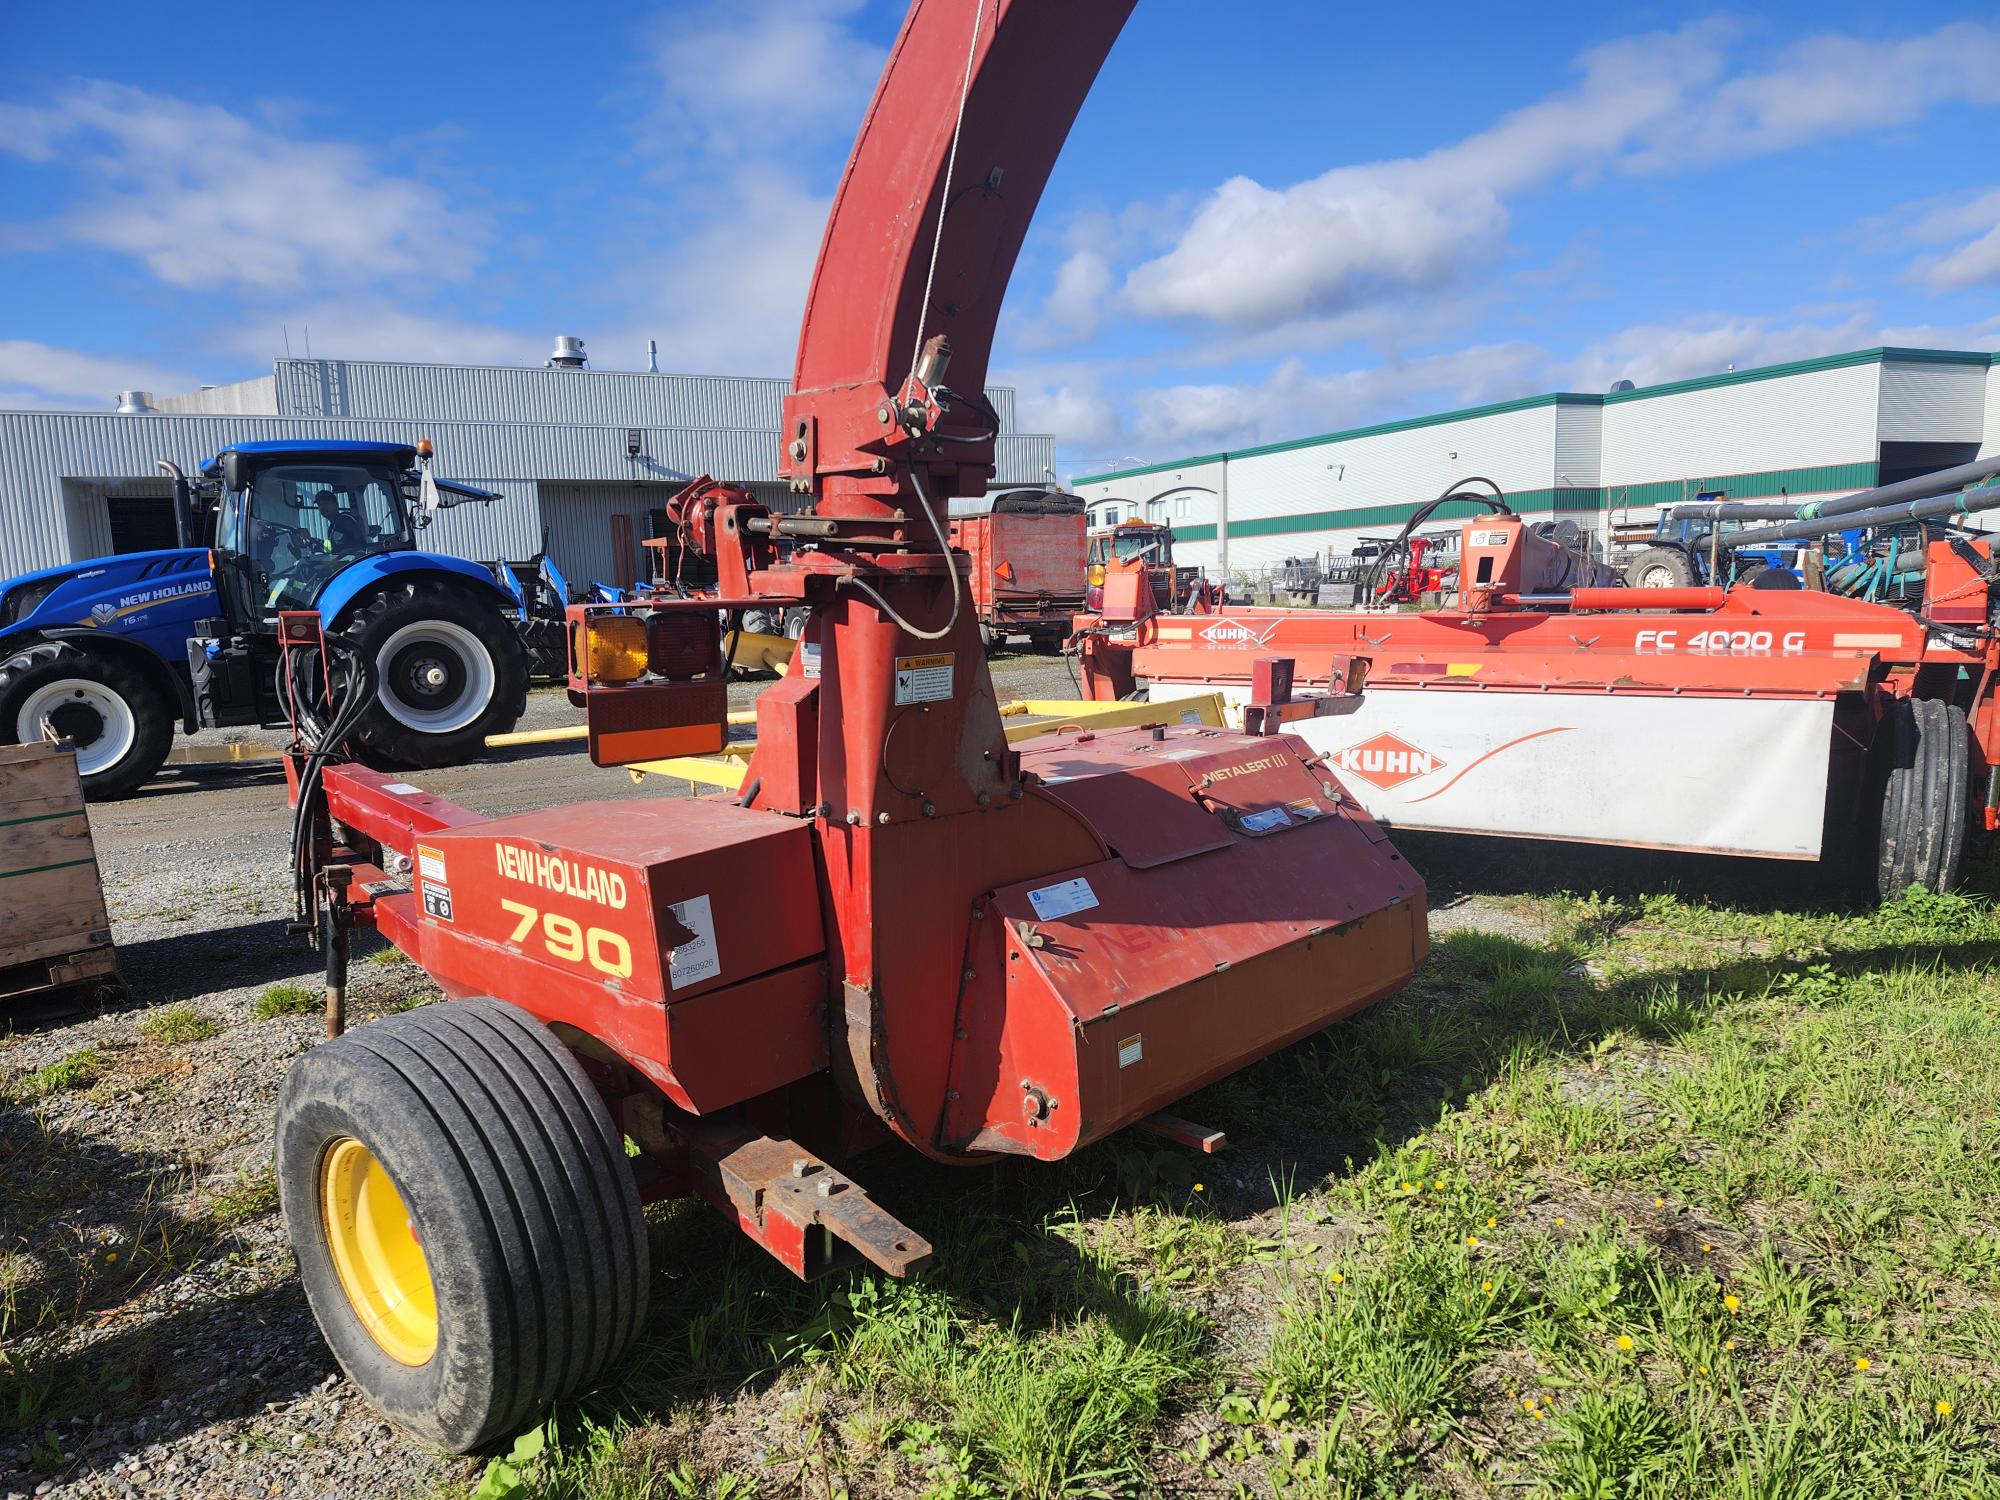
[0,409,1055,577]
[1600,365,1877,485]
[265,358,1019,432]
[1984,365,2000,458]
[1554,399,1603,490]
[1878,361,1988,443]
[155,376,277,415]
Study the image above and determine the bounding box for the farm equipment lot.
[3,660,1997,1496]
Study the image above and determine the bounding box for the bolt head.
[877,811,891,825]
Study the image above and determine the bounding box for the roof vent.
[114,390,157,413]
[547,335,587,370]
[1607,378,1636,394]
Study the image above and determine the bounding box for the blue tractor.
[1622,493,1807,590]
[0,439,528,798]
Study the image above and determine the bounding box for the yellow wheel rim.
[319,1137,439,1366]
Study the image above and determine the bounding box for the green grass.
[138,1004,220,1045]
[253,982,318,1019]
[6,1046,107,1102]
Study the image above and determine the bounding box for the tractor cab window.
[1111,527,1163,562]
[222,463,412,611]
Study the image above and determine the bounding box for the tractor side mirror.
[220,451,251,494]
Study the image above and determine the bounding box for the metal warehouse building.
[0,344,1054,584]
[1074,347,2000,578]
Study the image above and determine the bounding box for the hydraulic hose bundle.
[282,635,377,936]
[1668,456,2000,538]
[1361,477,1511,602]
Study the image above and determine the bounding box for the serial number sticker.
[1027,877,1099,921]
[382,781,423,796]
[416,844,448,882]
[360,879,409,898]
[1470,530,1511,547]
[1286,797,1325,821]
[421,884,454,922]
[666,893,722,989]
[1239,805,1294,833]
[893,652,953,705]
[1118,1034,1144,1069]
[1179,710,1202,724]
[800,641,822,679]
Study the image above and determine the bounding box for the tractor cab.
[195,441,495,626]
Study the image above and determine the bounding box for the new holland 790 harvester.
[265,0,1426,1452]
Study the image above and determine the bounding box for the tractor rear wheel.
[344,583,528,769]
[0,641,173,800]
[1624,547,1696,589]
[275,997,649,1452]
[1874,696,1969,900]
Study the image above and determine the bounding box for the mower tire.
[1624,547,1697,589]
[276,997,649,1452]
[343,582,528,770]
[1874,696,1969,901]
[0,640,173,800]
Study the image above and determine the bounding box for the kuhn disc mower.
[1077,492,2000,898]
[271,0,1425,1451]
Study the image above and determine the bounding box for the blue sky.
[2,1,1997,477]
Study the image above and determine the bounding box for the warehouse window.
[1175,497,1191,518]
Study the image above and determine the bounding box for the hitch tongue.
[681,1125,933,1279]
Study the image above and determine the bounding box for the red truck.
[946,487,1088,650]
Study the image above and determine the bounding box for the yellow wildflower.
[1653,1197,1665,1208]
[1466,1235,1480,1248]
[1616,1334,1634,1351]
[1855,1357,1871,1371]
[1486,1216,1497,1228]
[1328,1271,1345,1285]
[1482,1280,1494,1292]
[1701,1243,1713,1253]
[1555,1216,1565,1226]
[105,1252,117,1263]
[1724,1339,1737,1350]
[1937,1400,1953,1417]
[1723,1295,1740,1313]
[1434,1178,1446,1189]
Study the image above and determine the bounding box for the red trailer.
[947,487,1088,649]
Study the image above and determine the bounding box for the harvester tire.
[0,640,173,800]
[1874,696,1969,900]
[275,997,649,1452]
[1624,547,1696,589]
[343,583,528,770]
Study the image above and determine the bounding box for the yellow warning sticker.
[894,652,954,704]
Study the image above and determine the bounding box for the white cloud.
[639,0,883,165]
[214,302,532,368]
[1897,186,2000,292]
[1107,17,2000,337]
[1636,21,2000,168]
[1559,311,1875,392]
[0,339,199,411]
[0,82,486,295]
[1121,25,1726,331]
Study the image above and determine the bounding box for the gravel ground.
[0,653,1082,1499]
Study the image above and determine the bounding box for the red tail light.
[645,609,721,680]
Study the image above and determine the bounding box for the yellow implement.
[625,693,1227,793]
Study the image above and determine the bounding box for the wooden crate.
[0,741,118,1002]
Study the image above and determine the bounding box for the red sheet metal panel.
[939,727,1425,1158]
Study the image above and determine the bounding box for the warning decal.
[421,884,455,923]
[416,844,448,882]
[666,893,722,989]
[893,652,953,704]
[1118,1034,1144,1069]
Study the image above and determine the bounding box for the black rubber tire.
[1874,696,1970,900]
[275,997,649,1452]
[0,640,173,800]
[781,607,811,641]
[1624,547,1697,589]
[342,583,529,770]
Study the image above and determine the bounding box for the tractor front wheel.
[1873,696,1969,900]
[344,583,528,769]
[0,641,173,800]
[1624,547,1697,589]
[275,998,649,1452]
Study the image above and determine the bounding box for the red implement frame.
[290,0,1430,1282]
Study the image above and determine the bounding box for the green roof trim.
[1076,346,1996,488]
[1160,460,1879,546]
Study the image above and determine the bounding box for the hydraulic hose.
[1717,480,2000,549]
[1360,477,1510,602]
[1669,455,2000,527]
